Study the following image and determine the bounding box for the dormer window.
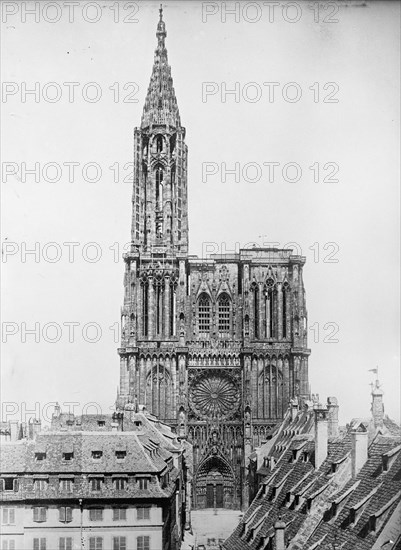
[90,478,103,492]
[92,450,103,460]
[97,421,105,427]
[35,452,46,461]
[115,451,126,460]
[114,478,126,491]
[138,478,149,490]
[34,479,48,491]
[59,479,73,492]
[1,478,18,492]
[66,420,74,426]
[63,452,74,461]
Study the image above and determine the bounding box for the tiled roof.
[0,412,189,503]
[301,436,401,550]
[224,404,401,550]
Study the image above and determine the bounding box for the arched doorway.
[194,455,237,509]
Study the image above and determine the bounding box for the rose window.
[189,372,240,420]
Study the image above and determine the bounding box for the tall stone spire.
[128,5,188,250]
[141,5,181,129]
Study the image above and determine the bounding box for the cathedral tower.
[117,7,310,511]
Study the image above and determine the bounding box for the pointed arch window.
[142,282,149,337]
[282,283,289,339]
[198,293,211,334]
[253,284,259,339]
[218,293,231,333]
[155,166,164,212]
[265,279,274,339]
[156,134,163,153]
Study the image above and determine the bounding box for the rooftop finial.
[156,3,166,43]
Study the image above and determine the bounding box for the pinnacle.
[141,7,181,129]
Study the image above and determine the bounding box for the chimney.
[327,397,339,439]
[290,397,299,422]
[371,380,384,429]
[314,406,329,469]
[9,420,20,441]
[351,424,368,478]
[274,517,286,550]
[32,419,41,439]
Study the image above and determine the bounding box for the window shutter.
[33,508,39,522]
[33,539,39,550]
[10,541,16,550]
[40,538,46,550]
[66,539,72,550]
[66,507,72,522]
[13,479,19,492]
[40,507,47,522]
[10,509,15,524]
[59,507,65,522]
[0,479,4,491]
[113,508,118,521]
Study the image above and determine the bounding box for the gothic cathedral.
[116,8,310,510]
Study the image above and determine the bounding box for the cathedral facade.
[116,8,310,510]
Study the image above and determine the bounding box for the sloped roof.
[1,431,169,474]
[301,436,401,550]
[224,409,401,550]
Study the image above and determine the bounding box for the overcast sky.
[1,0,400,425]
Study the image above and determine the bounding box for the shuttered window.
[89,538,103,550]
[33,539,46,550]
[89,508,103,522]
[113,537,126,550]
[2,508,15,525]
[33,507,47,522]
[136,537,150,550]
[59,538,72,550]
[59,507,73,523]
[113,507,127,521]
[137,507,150,520]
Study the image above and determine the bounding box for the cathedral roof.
[141,6,181,130]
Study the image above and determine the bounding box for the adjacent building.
[223,380,401,550]
[0,406,192,550]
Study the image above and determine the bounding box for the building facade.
[116,7,310,510]
[0,408,191,550]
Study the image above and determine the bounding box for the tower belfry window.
[198,294,211,334]
[156,135,163,153]
[155,167,163,211]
